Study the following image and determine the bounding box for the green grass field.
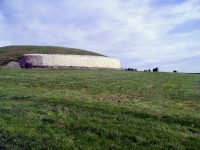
[0,68,199,149]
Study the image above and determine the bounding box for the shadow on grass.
[0,144,6,150]
[41,98,200,132]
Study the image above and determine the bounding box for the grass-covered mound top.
[0,45,105,66]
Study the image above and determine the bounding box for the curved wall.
[19,54,121,69]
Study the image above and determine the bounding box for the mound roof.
[0,45,105,66]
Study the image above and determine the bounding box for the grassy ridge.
[0,45,105,66]
[0,69,199,149]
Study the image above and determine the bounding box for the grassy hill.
[0,69,199,149]
[0,45,105,66]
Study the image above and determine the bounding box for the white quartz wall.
[19,54,121,69]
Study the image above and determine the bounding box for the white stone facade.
[19,54,121,69]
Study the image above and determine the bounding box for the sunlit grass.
[0,68,199,149]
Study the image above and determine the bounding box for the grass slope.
[0,45,105,66]
[0,69,200,149]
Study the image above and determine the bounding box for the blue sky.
[0,0,200,72]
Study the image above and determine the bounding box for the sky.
[0,0,200,73]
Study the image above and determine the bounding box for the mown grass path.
[0,69,199,149]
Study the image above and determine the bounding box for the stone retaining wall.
[19,54,121,69]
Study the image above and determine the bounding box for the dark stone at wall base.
[18,64,121,70]
[25,63,33,69]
